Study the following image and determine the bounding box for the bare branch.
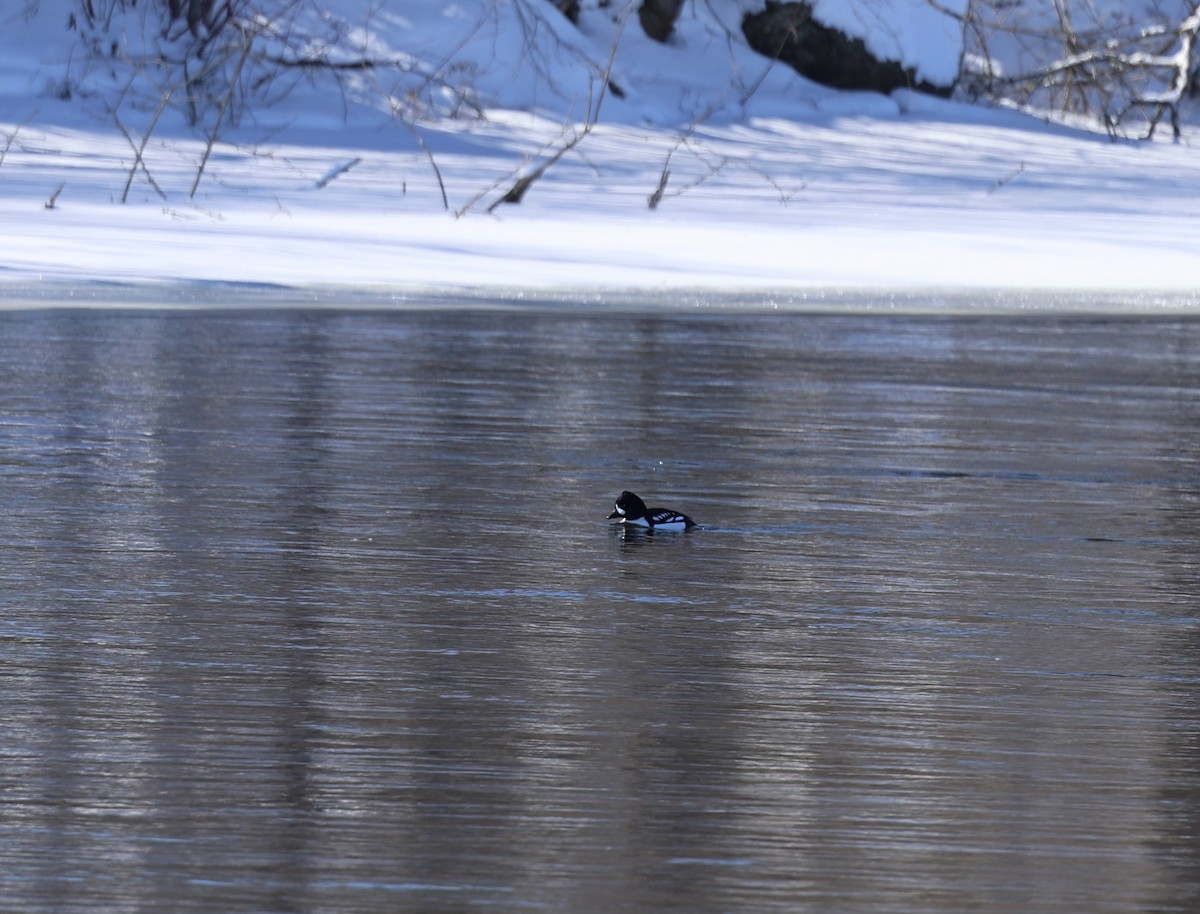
[0,119,27,171]
[314,156,361,189]
[459,1,633,216]
[189,23,256,199]
[402,121,449,211]
[115,89,172,203]
[958,0,1200,137]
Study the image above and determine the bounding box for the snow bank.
[0,2,1197,306]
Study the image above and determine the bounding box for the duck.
[607,490,696,531]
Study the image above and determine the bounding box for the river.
[3,306,1199,912]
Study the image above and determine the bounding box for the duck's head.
[607,490,647,521]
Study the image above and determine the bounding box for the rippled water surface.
[3,307,1200,913]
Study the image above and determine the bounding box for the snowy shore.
[2,2,1199,310]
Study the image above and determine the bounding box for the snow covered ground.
[1,1,1198,309]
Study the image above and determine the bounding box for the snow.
[0,0,1198,310]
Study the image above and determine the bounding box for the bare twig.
[190,24,256,199]
[453,131,563,217]
[986,162,1026,195]
[746,165,806,207]
[115,89,172,203]
[956,0,1200,137]
[0,118,29,171]
[314,156,362,189]
[403,121,449,211]
[648,137,730,210]
[487,125,588,212]
[458,1,633,216]
[647,166,670,210]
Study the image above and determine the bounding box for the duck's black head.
[607,490,648,521]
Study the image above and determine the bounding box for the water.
[2,307,1199,913]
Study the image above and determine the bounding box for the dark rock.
[741,1,952,97]
[639,0,685,43]
[549,0,580,24]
